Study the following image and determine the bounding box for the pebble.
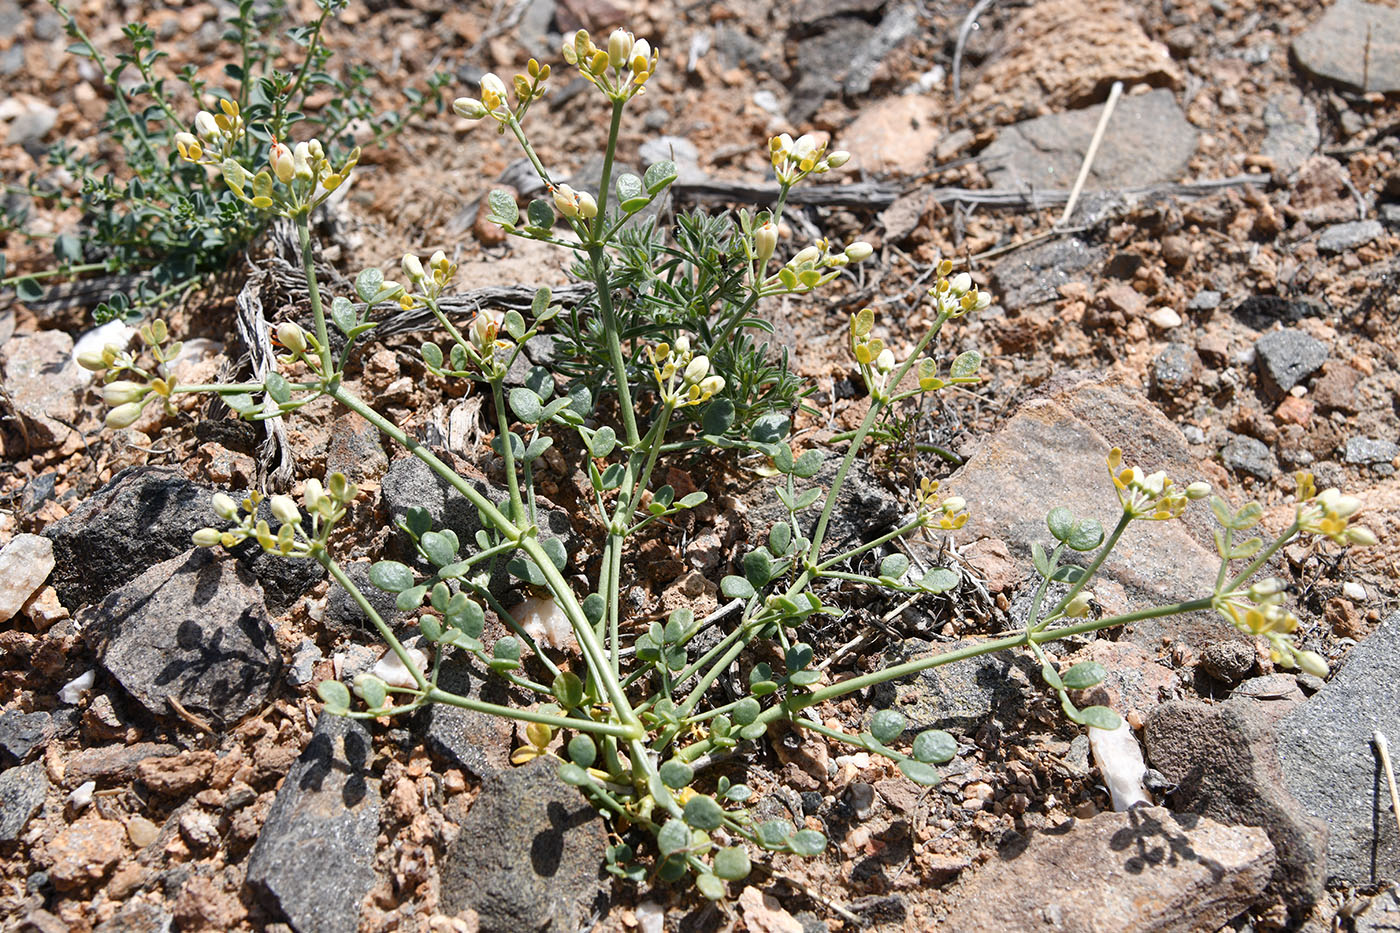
[1292,0,1400,93]
[1254,328,1329,397]
[127,816,160,848]
[1188,290,1223,311]
[45,818,126,892]
[1342,582,1367,602]
[1148,307,1182,329]
[1221,434,1276,480]
[1316,219,1384,254]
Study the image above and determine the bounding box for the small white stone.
[1148,307,1182,329]
[636,902,665,933]
[0,534,56,622]
[71,320,134,372]
[373,647,427,689]
[68,780,96,812]
[516,595,577,652]
[58,670,95,705]
[1089,721,1151,811]
[1343,581,1367,602]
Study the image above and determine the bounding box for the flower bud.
[673,335,691,355]
[1065,590,1093,617]
[105,402,144,429]
[791,245,821,267]
[949,272,972,294]
[270,494,301,525]
[942,496,966,513]
[103,380,147,406]
[875,348,895,373]
[429,250,447,271]
[608,29,634,68]
[480,73,508,110]
[699,375,725,397]
[270,141,295,184]
[401,252,425,283]
[195,111,219,141]
[76,350,108,372]
[683,355,710,385]
[276,321,307,355]
[192,527,223,548]
[826,150,851,168]
[577,191,598,219]
[1296,650,1330,678]
[307,138,324,161]
[453,97,488,120]
[845,241,873,262]
[303,478,325,511]
[292,141,313,181]
[754,221,778,265]
[1185,481,1211,500]
[1348,526,1379,547]
[211,492,239,520]
[629,38,651,74]
[553,184,579,218]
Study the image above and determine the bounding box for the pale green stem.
[1047,511,1132,618]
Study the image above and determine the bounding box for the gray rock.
[322,413,388,484]
[5,102,57,147]
[1317,219,1384,254]
[0,0,20,36]
[0,759,48,842]
[80,548,281,726]
[1200,640,1256,685]
[0,45,23,78]
[1261,91,1320,176]
[1344,436,1399,465]
[1150,342,1200,398]
[65,742,179,787]
[247,713,379,933]
[1188,290,1222,311]
[1254,329,1329,397]
[983,90,1198,191]
[417,656,515,779]
[440,759,606,932]
[990,237,1104,311]
[93,900,173,933]
[1,330,87,450]
[287,639,321,687]
[887,637,1034,732]
[1144,699,1326,905]
[0,710,52,767]
[324,560,406,632]
[747,451,904,555]
[1293,0,1400,92]
[1221,434,1276,481]
[941,807,1274,933]
[1382,204,1400,227]
[948,377,1230,648]
[43,466,323,612]
[1278,612,1400,884]
[380,455,576,594]
[790,19,877,122]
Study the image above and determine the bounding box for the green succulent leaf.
[657,818,691,856]
[1046,506,1074,542]
[722,575,756,600]
[369,560,415,593]
[695,873,725,901]
[1061,661,1107,690]
[712,845,751,881]
[1079,705,1122,730]
[683,794,725,831]
[659,759,695,789]
[950,350,982,380]
[487,188,519,226]
[317,679,351,714]
[869,709,907,744]
[557,762,590,786]
[567,734,597,768]
[1066,519,1105,551]
[898,759,942,786]
[551,671,584,709]
[912,729,957,764]
[788,829,827,856]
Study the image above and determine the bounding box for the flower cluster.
[1106,448,1210,521]
[193,473,359,557]
[173,99,244,164]
[453,60,550,127]
[915,478,969,531]
[78,319,183,429]
[648,336,725,407]
[769,133,849,187]
[401,250,458,302]
[1294,472,1377,547]
[761,238,871,296]
[214,135,358,217]
[928,260,992,320]
[1214,578,1328,676]
[562,28,658,102]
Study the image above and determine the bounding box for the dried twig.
[1375,731,1400,843]
[952,0,997,103]
[1059,81,1124,227]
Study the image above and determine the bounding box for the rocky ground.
[2,0,1400,931]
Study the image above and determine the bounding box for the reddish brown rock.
[45,817,126,892]
[136,750,216,796]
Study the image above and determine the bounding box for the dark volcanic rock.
[417,656,515,779]
[887,637,1034,732]
[440,759,607,932]
[247,714,380,933]
[1221,434,1276,481]
[80,549,280,726]
[1144,699,1327,906]
[1254,329,1329,397]
[1278,612,1400,884]
[0,759,48,842]
[44,466,322,613]
[0,710,52,767]
[747,451,904,552]
[1231,295,1329,328]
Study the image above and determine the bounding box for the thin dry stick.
[952,0,997,103]
[1375,731,1400,842]
[1059,81,1124,227]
